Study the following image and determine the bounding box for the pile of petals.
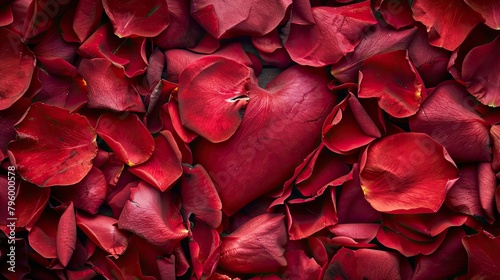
[2,0,500,279]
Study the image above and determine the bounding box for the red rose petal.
[410,81,491,162]
[0,98,30,160]
[28,208,59,259]
[464,0,500,30]
[57,203,76,267]
[78,58,145,112]
[461,36,500,107]
[96,112,155,166]
[73,0,103,42]
[52,166,107,215]
[284,1,377,67]
[411,0,483,51]
[76,212,129,257]
[219,213,287,273]
[102,0,169,38]
[359,132,459,214]
[283,250,321,280]
[190,0,291,38]
[180,164,222,229]
[177,57,253,143]
[463,230,500,279]
[377,0,414,29]
[0,28,36,110]
[358,50,426,118]
[189,218,221,279]
[9,103,97,187]
[118,182,188,246]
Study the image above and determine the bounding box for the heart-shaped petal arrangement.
[2,0,500,278]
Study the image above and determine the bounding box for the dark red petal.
[409,81,491,162]
[73,0,103,42]
[464,0,500,30]
[189,218,221,279]
[324,248,410,279]
[411,0,483,51]
[180,164,222,229]
[358,50,426,118]
[322,93,384,154]
[462,36,500,107]
[96,112,155,166]
[102,0,169,38]
[413,228,468,280]
[195,65,336,215]
[463,230,500,279]
[118,182,188,246]
[378,0,414,29]
[286,188,337,240]
[78,58,145,112]
[57,203,76,267]
[9,103,97,187]
[0,98,30,160]
[52,166,107,215]
[331,25,417,83]
[446,163,496,223]
[219,213,287,273]
[283,250,321,280]
[178,57,251,143]
[76,212,129,257]
[329,223,379,244]
[129,130,183,191]
[0,28,36,110]
[28,208,58,259]
[190,0,291,38]
[360,133,459,214]
[491,125,500,172]
[284,1,377,67]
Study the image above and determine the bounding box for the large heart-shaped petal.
[9,103,97,187]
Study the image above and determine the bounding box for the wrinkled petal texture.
[9,103,97,187]
[285,1,377,67]
[359,132,459,214]
[358,50,426,118]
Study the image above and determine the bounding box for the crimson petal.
[118,182,188,247]
[464,0,500,30]
[178,57,252,143]
[219,213,287,273]
[96,112,155,166]
[57,203,76,267]
[9,103,97,187]
[359,132,459,214]
[411,0,483,51]
[0,28,36,110]
[358,50,426,118]
[0,98,30,160]
[102,0,169,38]
[129,130,183,191]
[284,1,377,67]
[461,36,500,107]
[409,81,491,162]
[462,230,500,279]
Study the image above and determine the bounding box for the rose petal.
[464,0,500,30]
[462,230,500,279]
[359,132,459,214]
[0,28,36,110]
[0,98,30,160]
[102,0,169,38]
[358,50,426,118]
[73,0,103,42]
[284,1,377,67]
[57,203,76,267]
[9,103,97,187]
[96,112,155,166]
[283,250,321,280]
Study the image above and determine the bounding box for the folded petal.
[177,57,252,143]
[96,112,155,166]
[464,0,500,30]
[102,0,169,38]
[129,130,183,191]
[377,0,414,29]
[0,98,30,160]
[9,103,97,187]
[358,50,426,118]
[409,81,491,162]
[57,203,76,267]
[284,1,377,66]
[190,0,291,38]
[461,36,500,107]
[359,132,459,214]
[283,250,321,280]
[219,213,287,273]
[76,212,129,257]
[72,0,103,42]
[78,58,145,112]
[118,182,188,246]
[28,208,59,259]
[189,218,221,279]
[462,230,500,279]
[180,164,222,228]
[411,0,483,50]
[0,28,36,110]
